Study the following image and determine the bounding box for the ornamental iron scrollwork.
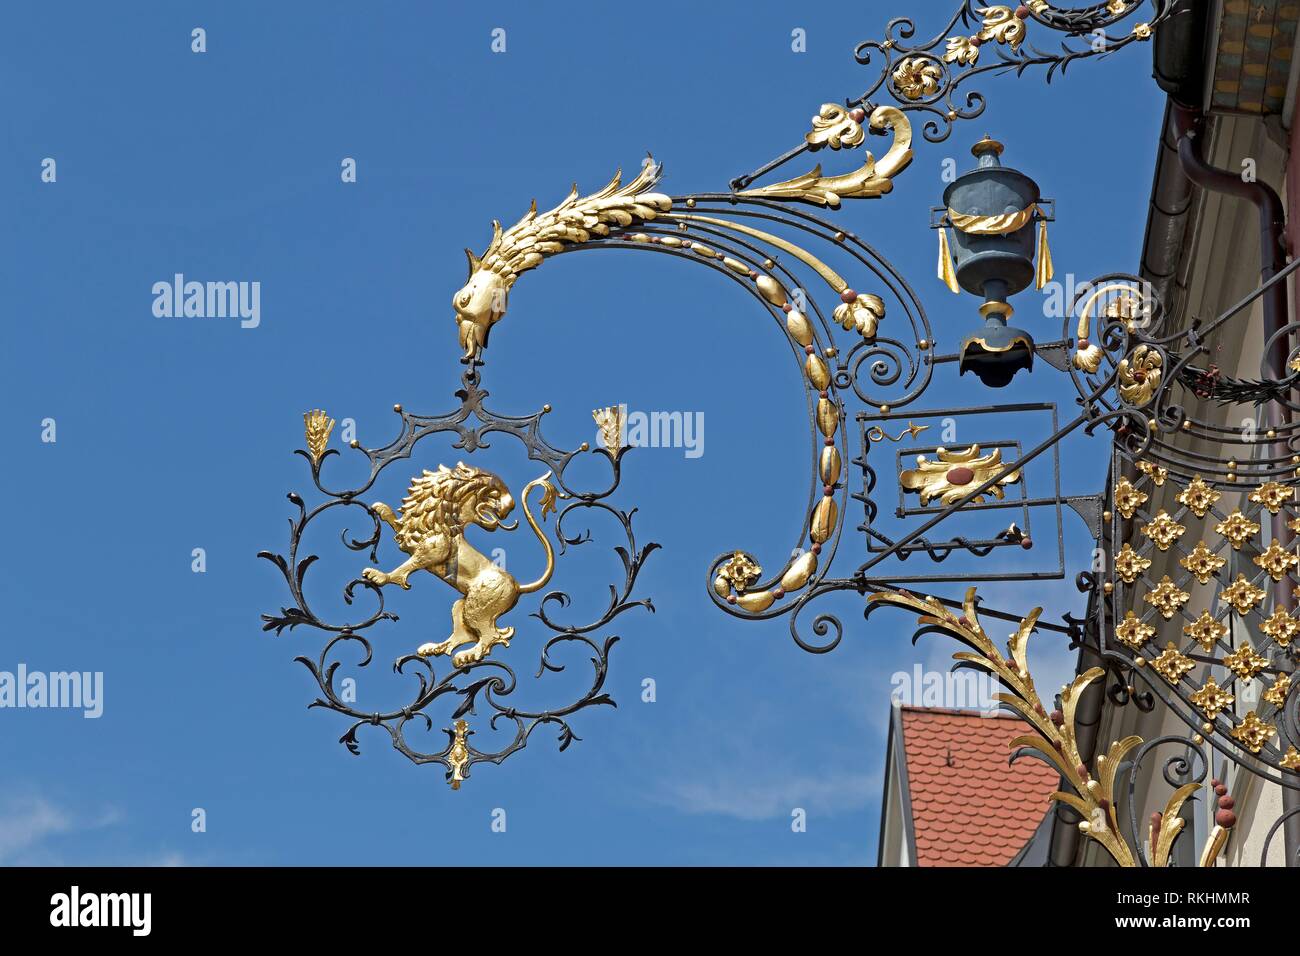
[260,370,658,788]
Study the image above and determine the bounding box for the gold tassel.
[1035,217,1054,289]
[937,227,959,294]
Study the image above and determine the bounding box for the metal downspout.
[1174,103,1298,865]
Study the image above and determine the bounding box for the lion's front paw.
[362,568,389,586]
[417,642,440,657]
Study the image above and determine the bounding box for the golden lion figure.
[361,462,558,667]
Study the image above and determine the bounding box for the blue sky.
[0,1,1164,865]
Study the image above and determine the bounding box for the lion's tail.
[517,472,559,594]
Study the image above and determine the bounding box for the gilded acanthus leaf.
[805,103,865,151]
[977,6,1027,49]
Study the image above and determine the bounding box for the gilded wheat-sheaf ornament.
[304,409,334,465]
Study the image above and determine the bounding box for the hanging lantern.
[935,136,1054,388]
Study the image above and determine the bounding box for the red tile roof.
[899,706,1058,867]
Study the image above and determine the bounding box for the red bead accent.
[945,466,975,486]
[840,288,858,303]
[805,345,815,355]
[811,543,822,554]
[781,302,792,312]
[1214,783,1227,796]
[823,484,834,496]
[1050,709,1064,726]
[825,437,835,446]
[1216,809,1238,828]
[773,588,785,599]
[725,594,737,605]
[848,108,866,123]
[1218,795,1235,810]
[970,35,983,46]
[1079,339,1090,350]
[819,390,828,398]
[1015,5,1030,18]
[1020,537,1033,550]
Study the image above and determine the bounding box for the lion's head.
[400,462,516,538]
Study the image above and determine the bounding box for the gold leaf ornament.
[944,36,980,66]
[1144,575,1190,620]
[1230,712,1275,754]
[1216,510,1260,550]
[1260,607,1300,647]
[1183,610,1227,651]
[1223,643,1269,682]
[1191,678,1235,720]
[1116,345,1163,406]
[1151,642,1195,684]
[977,6,1028,49]
[1114,544,1152,584]
[892,57,943,100]
[833,292,885,339]
[1141,511,1185,551]
[1250,481,1292,514]
[1253,540,1299,582]
[1179,541,1225,585]
[1115,610,1155,650]
[1221,574,1266,615]
[805,103,866,151]
[899,444,1021,506]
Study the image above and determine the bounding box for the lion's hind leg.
[451,580,515,667]
[418,599,478,659]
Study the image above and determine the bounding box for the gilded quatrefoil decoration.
[1141,510,1185,551]
[1254,540,1299,581]
[1230,713,1276,754]
[1115,610,1156,650]
[1261,608,1300,647]
[1179,541,1225,585]
[1222,574,1266,614]
[1250,481,1292,514]
[1264,674,1292,708]
[1216,510,1261,550]
[1183,610,1227,651]
[1150,642,1195,684]
[1114,543,1152,584]
[1145,575,1190,620]
[1191,677,1235,720]
[1177,475,1220,519]
[1113,477,1148,520]
[1224,642,1269,682]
